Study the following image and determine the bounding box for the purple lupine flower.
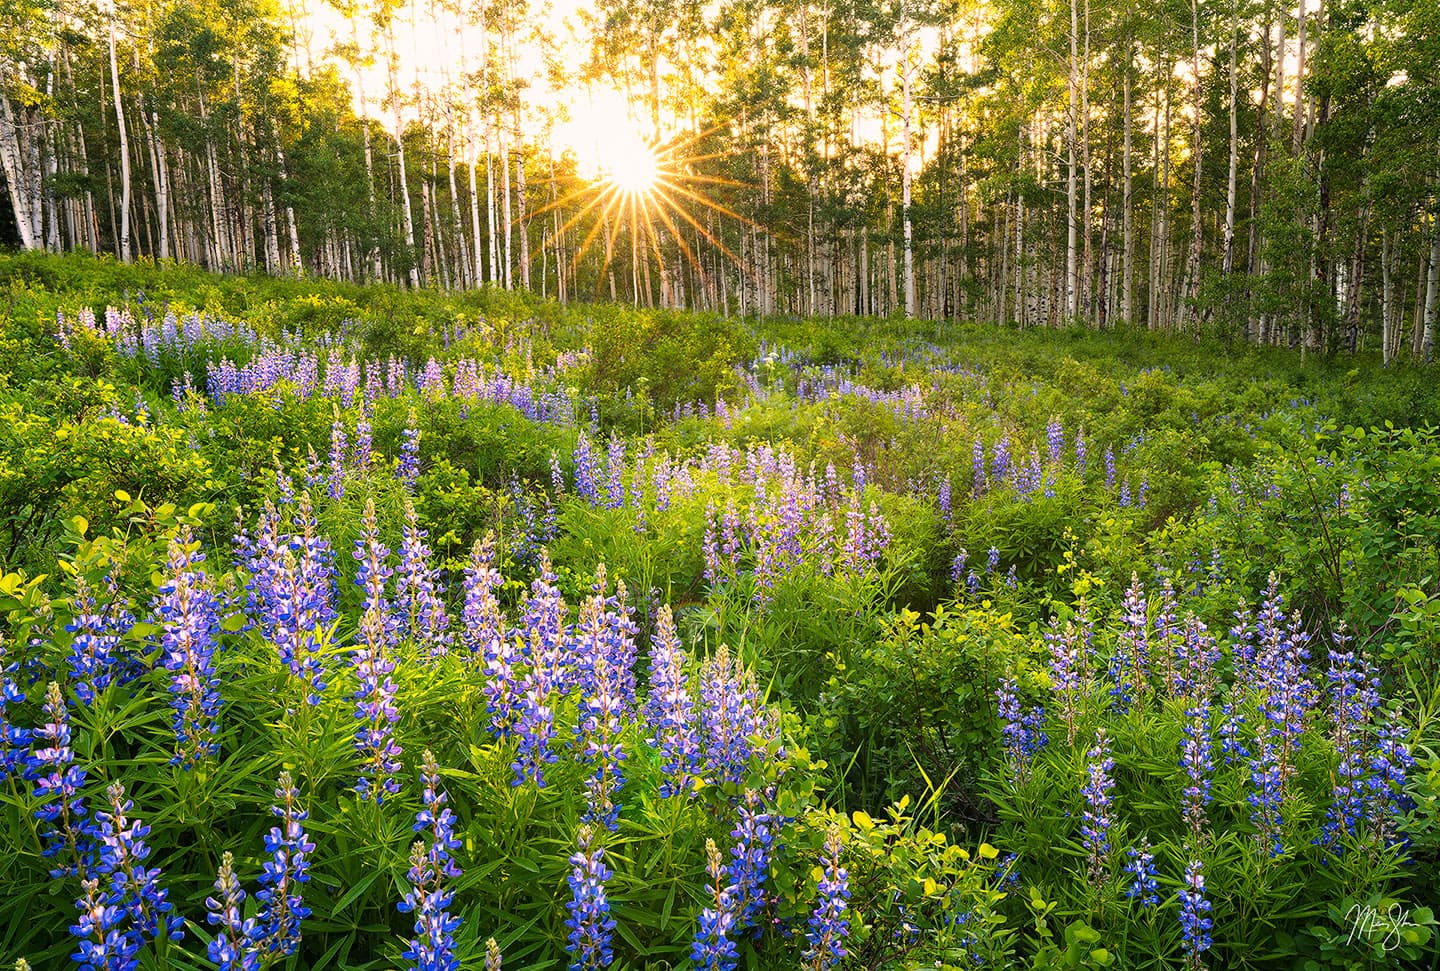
[1217,700,1248,765]
[1179,860,1213,968]
[400,751,462,971]
[996,676,1047,781]
[551,452,566,495]
[1046,417,1064,465]
[486,938,502,971]
[511,554,566,787]
[328,408,347,500]
[1181,706,1213,841]
[352,498,393,623]
[252,771,314,959]
[72,876,137,971]
[937,475,952,523]
[604,433,626,510]
[353,605,402,803]
[96,781,183,943]
[803,825,850,970]
[699,646,762,787]
[1321,631,1374,851]
[398,409,421,491]
[1122,839,1159,907]
[565,824,616,971]
[1074,430,1088,477]
[354,413,373,471]
[205,852,256,971]
[397,501,450,659]
[461,533,504,661]
[691,838,738,971]
[1080,729,1116,886]
[972,437,985,496]
[950,549,968,585]
[29,681,98,878]
[1,637,31,779]
[1104,447,1116,490]
[66,577,127,708]
[726,788,776,935]
[1108,574,1149,711]
[155,529,224,768]
[574,430,600,505]
[991,434,1011,485]
[986,546,1000,573]
[645,605,700,798]
[574,595,627,831]
[1368,718,1417,849]
[1046,618,1086,746]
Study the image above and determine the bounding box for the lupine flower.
[398,409,421,490]
[645,605,699,798]
[803,825,850,970]
[575,595,627,830]
[1046,417,1064,465]
[1368,718,1417,849]
[1,637,30,779]
[1179,860,1213,969]
[1046,618,1086,746]
[574,430,599,505]
[699,645,762,787]
[486,938,502,971]
[72,876,137,971]
[691,838,738,971]
[29,682,97,878]
[352,499,394,622]
[512,555,566,787]
[252,771,315,959]
[996,676,1047,781]
[462,533,505,662]
[1074,430,1088,477]
[987,546,1000,573]
[400,752,462,971]
[1108,575,1149,711]
[1181,706,1213,842]
[205,852,255,971]
[950,549,968,585]
[155,529,224,768]
[1104,447,1116,490]
[1320,630,1374,851]
[726,789,775,934]
[352,605,402,802]
[66,577,129,708]
[96,781,183,943]
[1123,840,1159,907]
[354,413,373,471]
[397,502,450,659]
[1080,729,1115,886]
[565,824,616,971]
[328,408,347,500]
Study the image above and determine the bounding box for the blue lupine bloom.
[354,413,373,471]
[1046,416,1064,465]
[699,646,763,787]
[1368,718,1417,849]
[353,605,402,802]
[1179,860,1213,966]
[512,555,567,787]
[1108,574,1149,711]
[66,576,130,707]
[1122,840,1159,907]
[0,637,29,779]
[1080,729,1115,886]
[486,937,503,971]
[604,433,626,509]
[96,781,183,943]
[29,681,98,878]
[328,408,347,500]
[996,676,1047,780]
[1104,447,1116,490]
[565,824,616,971]
[726,789,775,935]
[803,825,850,970]
[937,475,952,522]
[1074,430,1088,477]
[645,605,700,798]
[691,838,738,971]
[398,409,421,490]
[575,596,627,830]
[950,549,968,584]
[991,434,1011,484]
[972,436,985,496]
[155,529,224,768]
[1046,618,1085,746]
[397,501,451,659]
[1181,705,1213,840]
[574,430,600,505]
[1320,631,1375,851]
[352,498,394,623]
[986,546,1000,573]
[247,497,337,705]
[400,751,463,971]
[72,876,138,971]
[205,852,257,971]
[252,771,315,959]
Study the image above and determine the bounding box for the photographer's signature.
[1345,902,1419,952]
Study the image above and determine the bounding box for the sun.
[595,131,659,197]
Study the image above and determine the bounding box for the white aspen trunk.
[1122,62,1134,324]
[500,128,512,289]
[385,22,418,287]
[0,93,43,250]
[1183,0,1204,327]
[1066,0,1079,320]
[271,122,302,273]
[1222,14,1239,276]
[108,1,132,262]
[1291,0,1308,156]
[1424,204,1440,363]
[901,25,915,319]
